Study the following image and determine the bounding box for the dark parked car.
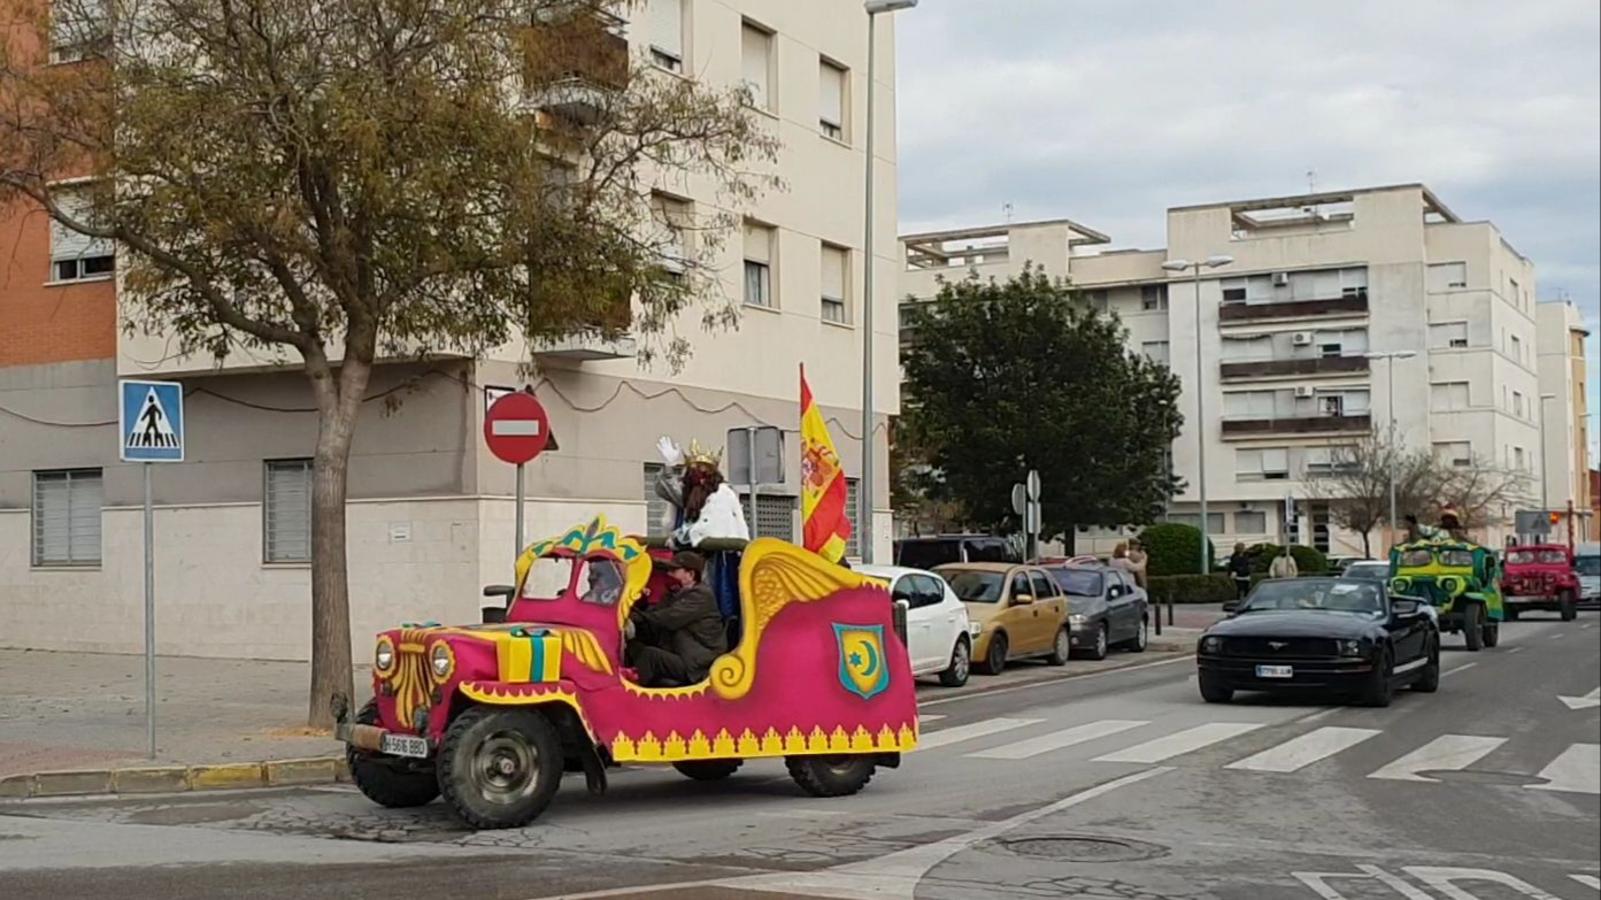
[1196,577,1439,707]
[1042,563,1149,660]
[894,534,1020,570]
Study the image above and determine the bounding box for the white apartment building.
[901,184,1553,557]
[1536,299,1594,541]
[0,0,902,659]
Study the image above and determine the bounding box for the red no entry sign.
[484,391,551,465]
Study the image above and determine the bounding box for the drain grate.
[1000,835,1168,863]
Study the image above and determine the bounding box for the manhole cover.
[1000,835,1168,862]
[1426,770,1545,787]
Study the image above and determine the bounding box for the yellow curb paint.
[187,763,266,791]
[264,757,340,786]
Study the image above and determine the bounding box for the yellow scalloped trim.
[607,721,917,763]
[456,683,597,741]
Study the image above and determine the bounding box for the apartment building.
[0,0,902,659]
[1536,299,1593,541]
[901,184,1553,557]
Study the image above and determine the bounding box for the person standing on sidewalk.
[1125,538,1150,589]
[1268,548,1299,580]
[1228,542,1253,599]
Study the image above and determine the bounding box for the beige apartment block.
[1536,299,1594,542]
[0,0,902,659]
[901,184,1557,558]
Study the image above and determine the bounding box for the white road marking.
[1550,633,1567,640]
[1225,726,1379,773]
[1506,646,1525,654]
[918,654,1192,708]
[969,719,1148,760]
[1394,657,1427,674]
[1367,734,1507,783]
[1571,874,1601,890]
[917,714,946,723]
[1531,743,1601,795]
[1558,688,1600,710]
[1405,866,1562,899]
[1292,864,1432,900]
[1443,662,1478,677]
[916,717,1042,751]
[1093,721,1263,764]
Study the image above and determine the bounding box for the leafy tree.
[900,269,1184,547]
[1138,522,1215,577]
[1305,435,1440,557]
[1,0,778,725]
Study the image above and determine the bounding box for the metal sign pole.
[515,463,526,559]
[747,426,760,540]
[143,461,156,759]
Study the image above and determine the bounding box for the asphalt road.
[1,613,1595,900]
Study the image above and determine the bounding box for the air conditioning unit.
[1272,272,1291,287]
[1293,385,1317,399]
[1291,331,1315,346]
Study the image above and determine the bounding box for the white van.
[1577,542,1600,607]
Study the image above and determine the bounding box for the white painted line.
[1367,734,1507,783]
[1570,874,1601,890]
[1093,722,1263,764]
[1405,866,1563,899]
[1394,657,1427,674]
[969,719,1149,760]
[1443,662,1478,677]
[917,717,1042,751]
[918,654,1192,708]
[1550,633,1567,640]
[1226,726,1380,773]
[1506,646,1525,654]
[1531,743,1601,795]
[489,420,541,436]
[918,714,946,723]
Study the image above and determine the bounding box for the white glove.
[657,435,683,466]
[625,619,636,639]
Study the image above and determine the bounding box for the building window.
[50,0,110,63]
[1235,510,1267,534]
[820,242,849,323]
[643,463,672,537]
[1509,333,1523,364]
[1429,321,1469,349]
[844,478,860,558]
[1428,262,1468,291]
[264,459,313,563]
[819,59,847,141]
[1235,447,1289,482]
[31,468,102,567]
[1082,289,1108,310]
[49,186,115,282]
[645,0,684,72]
[1431,381,1470,412]
[743,221,774,308]
[741,21,773,111]
[1163,512,1222,532]
[1141,340,1169,366]
[650,192,691,280]
[1513,446,1526,471]
[1433,441,1473,468]
[739,493,796,542]
[1140,283,1168,311]
[1221,284,1248,304]
[1513,391,1525,418]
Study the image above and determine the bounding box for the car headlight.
[1337,639,1364,657]
[1068,614,1087,628]
[374,637,395,673]
[1200,635,1224,654]
[429,642,455,680]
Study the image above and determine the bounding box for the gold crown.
[685,439,723,468]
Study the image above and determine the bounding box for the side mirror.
[482,584,514,623]
[1012,593,1035,606]
[1221,600,1240,615]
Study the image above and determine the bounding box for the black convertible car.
[1196,577,1439,707]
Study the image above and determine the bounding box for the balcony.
[1219,290,1369,323]
[530,294,634,361]
[1221,413,1372,439]
[521,8,630,123]
[1220,355,1369,381]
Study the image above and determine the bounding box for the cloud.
[893,0,1601,465]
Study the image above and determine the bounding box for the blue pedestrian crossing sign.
[119,380,185,462]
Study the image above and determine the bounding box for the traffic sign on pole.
[119,380,185,463]
[484,391,551,465]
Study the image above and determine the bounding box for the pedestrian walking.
[1228,542,1252,599]
[1126,538,1150,589]
[1268,548,1299,580]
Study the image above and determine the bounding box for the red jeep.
[1501,544,1581,621]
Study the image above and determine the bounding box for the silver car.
[1044,564,1150,660]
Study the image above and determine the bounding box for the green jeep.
[1388,538,1503,651]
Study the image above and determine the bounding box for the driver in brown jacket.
[626,551,727,686]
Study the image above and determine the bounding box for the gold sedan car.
[935,562,1071,674]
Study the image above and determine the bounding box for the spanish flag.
[800,365,852,562]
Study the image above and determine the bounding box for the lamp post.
[858,0,916,564]
[1538,392,1557,515]
[1161,255,1233,577]
[1364,350,1417,551]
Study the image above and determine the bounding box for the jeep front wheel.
[1462,603,1483,651]
[1560,591,1577,621]
[437,706,563,830]
[347,700,439,809]
[786,755,876,797]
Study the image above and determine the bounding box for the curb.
[0,755,349,801]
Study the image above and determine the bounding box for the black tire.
[1045,627,1070,666]
[437,706,564,830]
[1560,592,1577,622]
[976,632,1008,675]
[1079,622,1109,661]
[1482,622,1499,648]
[938,637,971,687]
[1361,648,1394,708]
[1198,671,1233,704]
[1412,638,1440,693]
[1504,606,1520,622]
[1462,603,1483,651]
[1122,616,1149,653]
[786,755,876,797]
[673,760,743,781]
[347,700,440,809]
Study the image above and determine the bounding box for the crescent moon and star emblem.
[834,623,890,700]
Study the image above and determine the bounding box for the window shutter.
[844,478,859,558]
[743,222,771,264]
[50,189,112,262]
[32,469,101,565]
[741,25,770,108]
[819,61,845,127]
[265,460,313,563]
[740,493,796,542]
[647,0,682,58]
[821,244,846,301]
[1261,448,1290,474]
[643,463,671,538]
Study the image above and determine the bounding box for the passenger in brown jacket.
[626,551,727,686]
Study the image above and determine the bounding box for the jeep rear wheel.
[674,760,743,781]
[437,706,563,830]
[347,700,439,809]
[786,755,876,797]
[1462,603,1483,651]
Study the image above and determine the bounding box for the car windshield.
[1239,579,1384,615]
[1577,556,1601,576]
[945,571,1005,603]
[1440,549,1475,567]
[1343,563,1389,581]
[1506,550,1534,564]
[897,540,958,570]
[520,556,578,601]
[1050,568,1103,597]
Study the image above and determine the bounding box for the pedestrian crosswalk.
[915,713,1599,796]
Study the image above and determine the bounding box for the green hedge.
[1238,542,1329,575]
[1147,573,1237,605]
[1139,523,1219,577]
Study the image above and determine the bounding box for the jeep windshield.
[1507,549,1568,565]
[1239,579,1384,615]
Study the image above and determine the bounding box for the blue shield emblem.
[834,623,890,700]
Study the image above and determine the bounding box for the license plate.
[1256,664,1294,679]
[380,733,430,758]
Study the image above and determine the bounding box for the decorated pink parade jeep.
[1502,544,1581,621]
[335,515,919,829]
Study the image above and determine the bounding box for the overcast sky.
[893,0,1600,463]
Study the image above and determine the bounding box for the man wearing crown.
[653,436,750,546]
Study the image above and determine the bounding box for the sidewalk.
[0,649,348,779]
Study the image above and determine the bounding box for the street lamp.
[858,0,916,564]
[1365,350,1418,551]
[1538,393,1558,514]
[1162,255,1233,577]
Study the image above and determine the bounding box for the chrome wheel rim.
[1096,627,1107,656]
[471,730,537,806]
[1137,620,1148,648]
[1056,629,1070,659]
[952,642,970,680]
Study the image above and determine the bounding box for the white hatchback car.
[859,564,979,687]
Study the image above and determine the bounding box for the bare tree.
[2,0,779,726]
[1433,454,1533,538]
[1306,436,1440,558]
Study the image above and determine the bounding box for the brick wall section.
[0,194,117,367]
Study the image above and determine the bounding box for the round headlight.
[1337,639,1364,657]
[1200,635,1224,654]
[1068,614,1087,627]
[429,642,454,680]
[374,637,395,672]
